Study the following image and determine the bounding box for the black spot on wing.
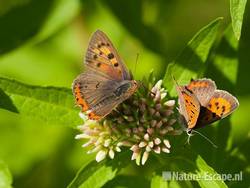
[190,101,196,107]
[184,86,193,94]
[96,82,100,88]
[222,105,226,112]
[107,53,114,59]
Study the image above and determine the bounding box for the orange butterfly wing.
[196,90,239,128]
[206,90,239,118]
[177,78,239,129]
[72,30,137,120]
[72,71,121,120]
[176,85,201,129]
[85,30,131,81]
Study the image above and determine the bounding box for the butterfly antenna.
[171,74,180,87]
[134,53,139,77]
[192,129,218,148]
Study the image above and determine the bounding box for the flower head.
[76,75,183,165]
[75,118,122,161]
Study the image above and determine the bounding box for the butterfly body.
[73,30,138,120]
[176,78,239,135]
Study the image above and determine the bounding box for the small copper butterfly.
[175,78,239,143]
[72,30,138,120]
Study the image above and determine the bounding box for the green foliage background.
[0,0,249,187]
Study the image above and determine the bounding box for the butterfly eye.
[187,129,192,135]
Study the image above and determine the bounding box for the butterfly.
[176,78,239,139]
[72,30,138,120]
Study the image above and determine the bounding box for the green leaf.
[230,0,248,40]
[103,175,150,188]
[163,17,222,96]
[151,174,168,188]
[234,0,250,141]
[195,156,228,188]
[155,149,227,188]
[0,77,81,128]
[206,25,238,91]
[67,152,130,188]
[0,0,80,54]
[0,0,55,54]
[237,0,250,96]
[0,160,12,188]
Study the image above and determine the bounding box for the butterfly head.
[129,80,139,94]
[114,80,138,100]
[184,128,194,146]
[186,128,193,136]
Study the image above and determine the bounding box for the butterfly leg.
[184,128,194,145]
